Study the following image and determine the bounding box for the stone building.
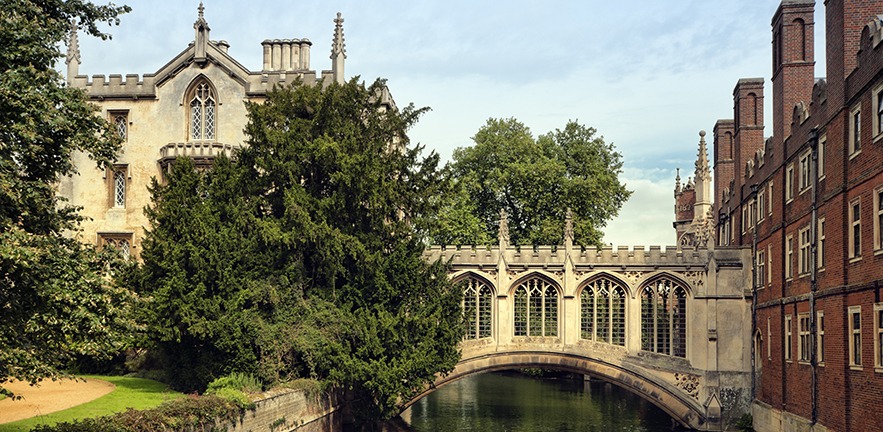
[676,0,883,430]
[59,3,353,259]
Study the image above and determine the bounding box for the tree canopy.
[428,118,632,247]
[0,0,136,398]
[134,78,463,423]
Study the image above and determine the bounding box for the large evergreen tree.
[431,118,632,246]
[136,78,463,423]
[0,0,136,397]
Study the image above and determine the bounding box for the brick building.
[677,0,883,430]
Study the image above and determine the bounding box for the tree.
[440,118,632,246]
[0,0,136,397]
[135,78,464,423]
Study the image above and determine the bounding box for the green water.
[400,372,689,432]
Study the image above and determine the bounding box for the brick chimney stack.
[771,0,815,144]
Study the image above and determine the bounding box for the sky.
[73,1,828,247]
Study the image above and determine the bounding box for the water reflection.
[399,372,689,432]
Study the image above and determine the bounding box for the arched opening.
[185,77,217,141]
[640,276,688,358]
[580,276,626,346]
[401,352,705,429]
[457,275,494,340]
[513,276,559,337]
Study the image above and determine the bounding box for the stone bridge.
[410,234,752,431]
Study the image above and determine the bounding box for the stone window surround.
[849,306,862,369]
[849,104,861,158]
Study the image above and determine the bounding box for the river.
[397,371,690,431]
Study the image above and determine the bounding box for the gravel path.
[0,378,115,424]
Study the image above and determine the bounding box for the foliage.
[432,118,632,247]
[0,0,138,398]
[0,375,182,432]
[133,78,464,424]
[27,394,242,432]
[205,372,262,394]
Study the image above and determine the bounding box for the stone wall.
[226,388,345,432]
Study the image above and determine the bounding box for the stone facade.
[59,4,354,259]
[681,1,883,430]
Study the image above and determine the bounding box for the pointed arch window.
[514,277,558,337]
[581,277,626,346]
[461,277,493,340]
[188,80,216,140]
[641,277,688,357]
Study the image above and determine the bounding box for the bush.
[29,395,243,432]
[205,372,262,394]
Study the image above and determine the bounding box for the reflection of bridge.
[414,229,751,431]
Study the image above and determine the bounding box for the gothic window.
[106,165,128,208]
[99,233,132,261]
[461,277,493,340]
[188,80,216,140]
[110,111,128,141]
[640,276,687,358]
[580,277,626,346]
[514,277,559,337]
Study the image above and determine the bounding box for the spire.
[674,168,682,194]
[65,19,80,83]
[193,1,210,63]
[694,130,711,183]
[331,12,346,84]
[564,208,574,251]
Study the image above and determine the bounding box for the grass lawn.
[0,376,183,432]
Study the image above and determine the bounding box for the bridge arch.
[402,351,705,429]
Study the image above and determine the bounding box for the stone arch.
[632,270,693,296]
[509,272,561,338]
[576,270,633,298]
[184,74,218,141]
[402,351,705,429]
[452,271,496,341]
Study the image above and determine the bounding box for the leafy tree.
[440,118,631,246]
[0,0,136,397]
[135,78,464,423]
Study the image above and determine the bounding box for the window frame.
[873,82,883,140]
[798,150,811,193]
[785,314,793,362]
[785,234,794,281]
[875,303,883,371]
[817,134,826,180]
[849,199,862,261]
[767,181,774,217]
[798,225,811,276]
[849,306,862,369]
[874,187,883,254]
[756,249,766,289]
[785,163,795,202]
[105,164,129,209]
[97,232,133,261]
[849,104,861,157]
[817,217,826,270]
[186,78,218,142]
[757,187,766,223]
[816,310,825,366]
[798,313,811,363]
[108,110,128,142]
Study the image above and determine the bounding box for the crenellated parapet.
[70,74,158,99]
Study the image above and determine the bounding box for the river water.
[397,372,689,431]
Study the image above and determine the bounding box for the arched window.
[188,80,216,140]
[514,277,558,337]
[461,277,493,340]
[641,277,688,357]
[581,277,626,346]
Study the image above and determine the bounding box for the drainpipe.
[749,184,759,402]
[808,127,819,425]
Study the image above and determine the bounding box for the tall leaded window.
[113,169,126,207]
[514,277,558,337]
[461,277,493,340]
[110,111,128,141]
[640,277,688,357]
[189,80,216,140]
[581,277,626,346]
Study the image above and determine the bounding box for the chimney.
[713,119,735,216]
[771,0,814,143]
[732,78,765,192]
[825,0,883,106]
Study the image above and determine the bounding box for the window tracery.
[461,277,493,340]
[581,277,626,346]
[514,277,558,337]
[641,276,688,357]
[188,80,216,140]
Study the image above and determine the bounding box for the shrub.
[205,372,262,394]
